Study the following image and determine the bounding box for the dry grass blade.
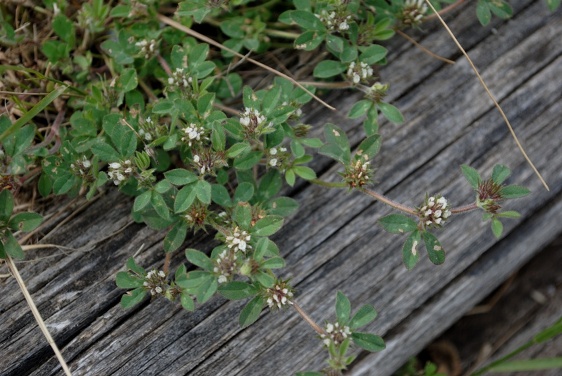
[156,14,336,111]
[5,255,72,376]
[424,0,549,191]
[395,29,455,64]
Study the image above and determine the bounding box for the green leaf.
[234,182,254,203]
[218,281,258,300]
[336,291,351,324]
[195,275,218,304]
[255,270,275,288]
[227,142,251,158]
[0,189,14,221]
[165,168,198,186]
[253,215,284,236]
[261,257,285,269]
[461,165,481,189]
[313,60,346,78]
[351,332,386,352]
[211,122,226,151]
[154,180,173,194]
[233,203,252,229]
[491,218,503,238]
[52,14,75,45]
[116,271,144,289]
[234,151,263,170]
[126,257,145,275]
[257,169,282,201]
[120,288,146,309]
[239,296,265,328]
[350,305,378,330]
[319,124,350,164]
[491,164,511,184]
[293,166,316,180]
[91,140,120,162]
[288,10,325,30]
[285,169,296,186]
[164,223,187,252]
[359,44,387,65]
[211,184,232,207]
[133,190,152,212]
[356,134,381,159]
[294,30,325,51]
[422,232,445,265]
[4,232,24,259]
[348,100,373,119]
[151,191,171,220]
[402,230,421,270]
[254,237,280,261]
[377,102,404,124]
[195,179,212,204]
[378,214,417,234]
[180,291,195,311]
[119,68,138,92]
[476,1,492,25]
[8,212,43,232]
[174,184,197,213]
[185,248,214,271]
[500,185,530,199]
[498,210,521,219]
[265,197,299,217]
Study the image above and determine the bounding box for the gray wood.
[1,0,561,375]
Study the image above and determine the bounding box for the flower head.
[320,321,352,347]
[264,280,295,310]
[417,194,451,228]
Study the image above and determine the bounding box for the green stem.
[310,179,347,189]
[360,188,417,216]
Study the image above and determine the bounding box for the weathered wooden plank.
[1,0,560,375]
[433,237,562,374]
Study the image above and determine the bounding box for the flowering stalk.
[360,188,417,216]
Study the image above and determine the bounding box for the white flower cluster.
[419,195,451,227]
[266,284,294,309]
[167,68,193,88]
[70,156,91,177]
[347,61,374,84]
[316,10,352,32]
[181,123,208,147]
[138,117,154,141]
[213,248,237,284]
[143,270,167,296]
[192,154,210,175]
[107,160,134,186]
[240,107,266,128]
[402,0,428,26]
[225,227,252,253]
[135,39,156,59]
[267,146,288,167]
[320,322,352,347]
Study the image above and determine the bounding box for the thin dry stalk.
[5,255,72,376]
[395,29,455,65]
[424,0,549,191]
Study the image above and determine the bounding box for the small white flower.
[269,158,278,167]
[270,148,277,155]
[109,162,121,169]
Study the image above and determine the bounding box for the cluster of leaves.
[0,190,42,260]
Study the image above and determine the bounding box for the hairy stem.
[293,301,327,336]
[451,203,478,214]
[360,188,417,216]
